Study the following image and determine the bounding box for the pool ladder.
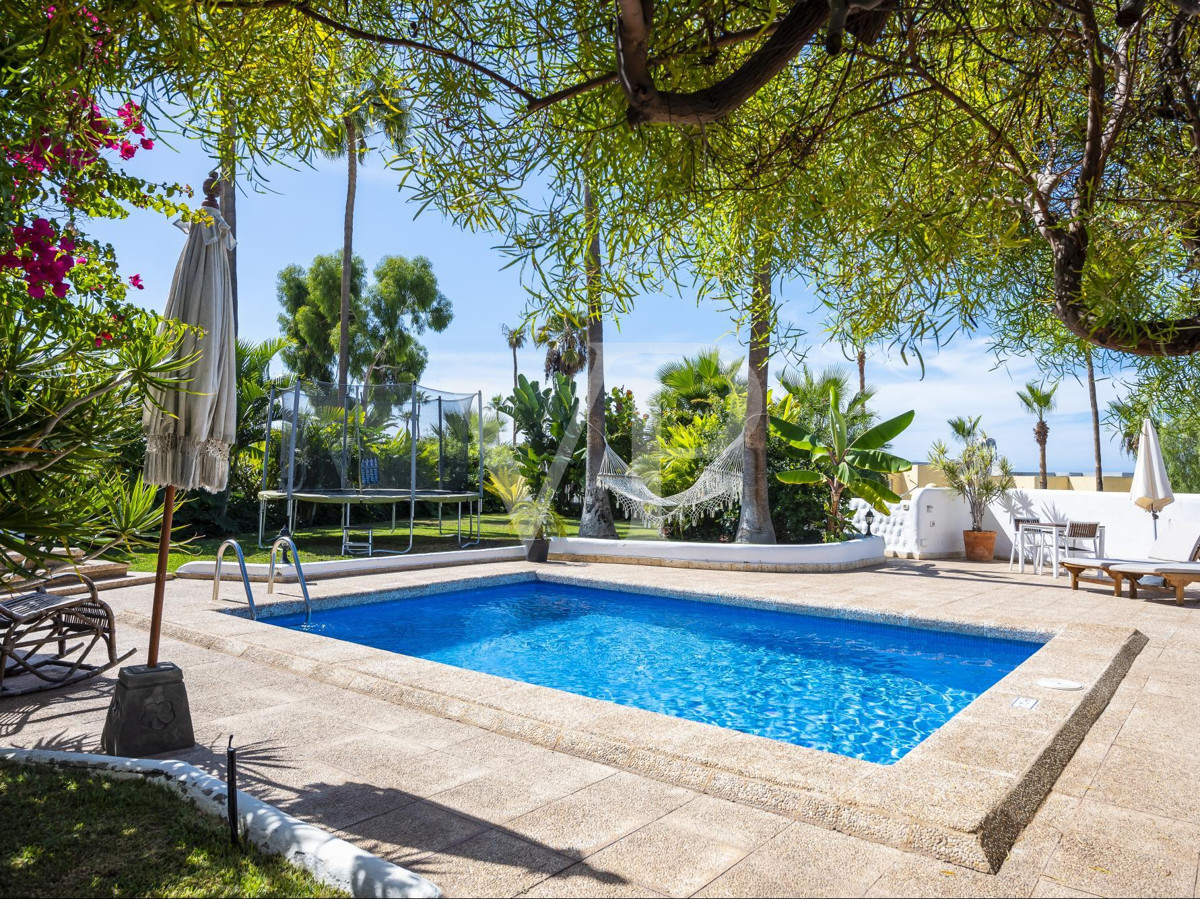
[213,537,312,624]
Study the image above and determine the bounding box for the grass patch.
[0,762,345,898]
[126,513,659,573]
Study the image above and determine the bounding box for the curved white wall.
[853,487,1200,559]
[549,535,886,570]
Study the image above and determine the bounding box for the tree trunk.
[578,183,617,539]
[218,122,238,337]
[511,345,519,446]
[856,348,865,394]
[1035,421,1049,489]
[338,117,357,406]
[1086,350,1103,491]
[736,264,776,544]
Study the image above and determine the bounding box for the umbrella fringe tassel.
[144,434,231,494]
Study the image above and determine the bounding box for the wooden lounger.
[1108,562,1200,605]
[1061,528,1200,602]
[1,575,134,696]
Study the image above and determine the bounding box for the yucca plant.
[770,388,914,540]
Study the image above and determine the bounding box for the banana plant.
[770,389,915,540]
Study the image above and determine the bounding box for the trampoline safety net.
[269,382,482,497]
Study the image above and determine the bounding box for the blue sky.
[86,135,1136,474]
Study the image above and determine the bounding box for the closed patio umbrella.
[103,172,235,756]
[1130,417,1173,538]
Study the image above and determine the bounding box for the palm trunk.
[338,117,357,406]
[578,182,617,539]
[856,348,865,394]
[511,345,519,446]
[736,264,776,544]
[1035,422,1049,489]
[1086,350,1103,491]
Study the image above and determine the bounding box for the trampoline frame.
[257,381,485,556]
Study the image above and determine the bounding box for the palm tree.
[1084,348,1103,491]
[535,310,587,379]
[500,323,526,445]
[652,348,744,427]
[775,366,875,438]
[1016,380,1059,488]
[1106,398,1142,457]
[949,415,982,442]
[321,84,408,405]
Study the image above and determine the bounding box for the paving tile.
[698,821,904,898]
[444,731,615,792]
[335,800,490,865]
[657,794,790,851]
[582,818,748,898]
[507,772,693,859]
[413,829,574,898]
[1030,876,1101,897]
[521,861,666,897]
[1042,825,1196,898]
[428,770,574,824]
[863,820,1062,898]
[1113,692,1200,762]
[1088,744,1200,826]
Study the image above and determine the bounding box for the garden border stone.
[0,746,440,899]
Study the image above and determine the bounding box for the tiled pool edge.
[138,567,1147,875]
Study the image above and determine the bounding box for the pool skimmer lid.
[1037,678,1085,691]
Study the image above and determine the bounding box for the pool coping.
[145,566,1146,874]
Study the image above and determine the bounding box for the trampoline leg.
[258,500,267,550]
[438,503,444,536]
[392,503,397,532]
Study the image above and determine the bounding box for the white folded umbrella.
[1129,417,1173,537]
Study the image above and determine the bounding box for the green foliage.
[605,386,649,462]
[0,762,343,897]
[928,424,1016,532]
[497,373,584,510]
[1016,381,1059,423]
[277,252,451,386]
[651,348,744,430]
[771,388,913,541]
[0,283,191,577]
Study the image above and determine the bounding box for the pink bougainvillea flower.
[28,284,45,299]
[76,256,87,266]
[52,282,69,298]
[101,331,112,341]
[128,274,144,289]
[119,141,136,160]
[58,235,75,253]
[95,337,103,347]
[139,138,154,150]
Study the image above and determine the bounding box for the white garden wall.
[851,488,1200,560]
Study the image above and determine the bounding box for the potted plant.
[510,494,567,562]
[928,423,1015,562]
[485,464,566,563]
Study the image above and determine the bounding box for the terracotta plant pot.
[963,530,997,562]
[523,538,550,563]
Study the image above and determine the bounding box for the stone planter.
[963,529,997,562]
[523,538,550,563]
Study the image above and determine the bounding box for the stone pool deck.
[3,558,1199,897]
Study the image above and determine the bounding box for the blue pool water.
[267,581,1041,764]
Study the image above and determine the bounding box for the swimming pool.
[265,580,1042,764]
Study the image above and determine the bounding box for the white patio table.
[1017,522,1106,579]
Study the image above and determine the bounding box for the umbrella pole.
[147,484,176,668]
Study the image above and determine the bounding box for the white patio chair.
[1008,517,1041,572]
[1057,521,1101,562]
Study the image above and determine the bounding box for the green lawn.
[127,512,659,572]
[0,762,345,898]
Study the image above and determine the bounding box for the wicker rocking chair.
[1,575,134,697]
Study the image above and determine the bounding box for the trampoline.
[258,381,484,556]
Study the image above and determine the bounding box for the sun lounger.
[1,575,134,696]
[1107,561,1200,605]
[1061,528,1200,598]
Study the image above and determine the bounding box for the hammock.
[596,430,744,528]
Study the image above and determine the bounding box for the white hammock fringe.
[596,431,744,529]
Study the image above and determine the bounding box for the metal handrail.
[267,536,312,624]
[213,539,257,620]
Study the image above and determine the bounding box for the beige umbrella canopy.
[1130,417,1173,537]
[142,172,237,666]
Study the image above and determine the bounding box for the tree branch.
[615,0,846,126]
[210,0,537,101]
